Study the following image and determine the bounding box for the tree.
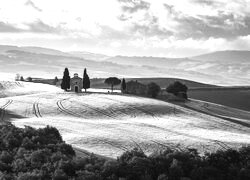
[54,76,59,85]
[15,74,21,81]
[82,68,90,92]
[147,82,161,98]
[20,76,24,81]
[104,77,121,92]
[166,81,188,99]
[61,68,70,91]
[121,78,126,93]
[26,77,32,82]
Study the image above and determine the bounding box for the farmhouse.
[70,73,83,93]
[126,80,147,95]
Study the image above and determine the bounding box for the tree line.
[60,68,126,93]
[59,67,188,100]
[1,124,249,180]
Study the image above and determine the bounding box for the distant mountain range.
[0,45,249,86]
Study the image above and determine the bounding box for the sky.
[0,0,250,57]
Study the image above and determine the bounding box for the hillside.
[189,88,250,111]
[0,45,70,56]
[68,51,110,61]
[0,81,249,158]
[0,45,250,85]
[192,50,250,63]
[0,81,61,98]
[90,78,217,89]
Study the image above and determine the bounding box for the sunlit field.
[1,81,250,158]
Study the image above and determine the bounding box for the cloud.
[27,20,60,34]
[174,13,250,40]
[163,4,175,15]
[0,20,61,34]
[118,0,150,13]
[190,0,219,6]
[99,25,131,40]
[131,21,173,38]
[25,0,42,12]
[0,22,21,33]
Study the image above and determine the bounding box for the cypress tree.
[54,76,59,85]
[121,78,126,93]
[83,68,90,92]
[61,68,70,91]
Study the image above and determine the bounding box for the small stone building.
[126,80,147,95]
[70,73,83,93]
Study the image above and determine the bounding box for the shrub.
[17,171,41,180]
[166,81,188,99]
[1,124,250,180]
[0,151,13,164]
[147,82,161,98]
[118,148,146,163]
[53,169,68,180]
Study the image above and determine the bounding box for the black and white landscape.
[1,45,250,85]
[0,0,250,179]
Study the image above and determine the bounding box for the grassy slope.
[189,89,250,112]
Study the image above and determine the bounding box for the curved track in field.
[55,96,241,152]
[56,99,82,117]
[8,91,250,158]
[33,100,42,118]
[101,96,161,119]
[0,100,13,121]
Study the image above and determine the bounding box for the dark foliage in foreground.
[0,125,250,180]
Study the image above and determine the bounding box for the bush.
[0,151,13,164]
[166,81,188,99]
[17,171,41,180]
[53,169,68,180]
[147,82,161,98]
[1,124,250,180]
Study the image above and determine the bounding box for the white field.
[1,81,250,158]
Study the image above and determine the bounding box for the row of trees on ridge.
[59,67,188,99]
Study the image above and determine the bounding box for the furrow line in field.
[79,102,117,119]
[184,104,250,133]
[99,139,129,151]
[101,97,160,119]
[32,99,42,118]
[0,100,13,121]
[56,99,82,117]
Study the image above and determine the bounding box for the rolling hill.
[0,45,250,86]
[0,81,249,158]
[192,50,250,63]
